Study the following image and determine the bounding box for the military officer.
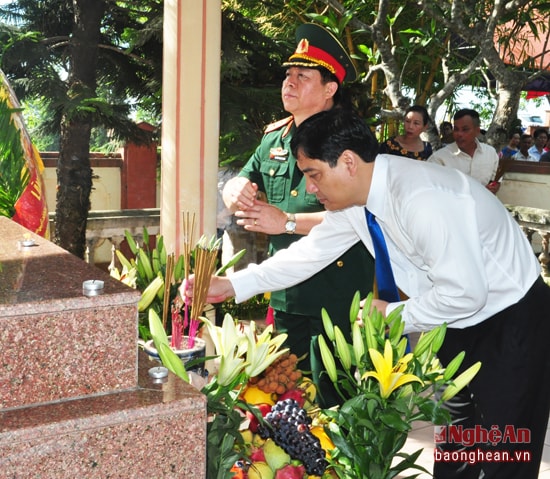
[222,23,375,407]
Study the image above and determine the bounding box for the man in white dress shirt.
[527,127,549,161]
[187,108,550,479]
[512,133,538,161]
[427,109,500,194]
[189,109,550,479]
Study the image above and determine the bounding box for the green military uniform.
[239,116,375,407]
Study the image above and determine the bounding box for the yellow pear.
[240,429,253,444]
[247,462,274,479]
[263,438,291,470]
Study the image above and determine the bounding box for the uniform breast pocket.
[260,161,290,203]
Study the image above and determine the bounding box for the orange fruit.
[241,385,275,406]
[310,426,335,457]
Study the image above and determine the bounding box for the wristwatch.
[285,212,296,234]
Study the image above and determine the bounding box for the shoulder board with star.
[264,116,294,136]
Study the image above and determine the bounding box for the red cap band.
[287,44,346,83]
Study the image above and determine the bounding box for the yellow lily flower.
[362,340,423,398]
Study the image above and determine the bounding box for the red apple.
[278,388,305,408]
[246,403,272,433]
[274,464,305,479]
[250,446,266,463]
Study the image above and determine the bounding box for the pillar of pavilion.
[161,0,221,254]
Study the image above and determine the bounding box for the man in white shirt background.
[427,108,500,194]
[513,133,538,161]
[187,108,550,479]
[527,127,549,161]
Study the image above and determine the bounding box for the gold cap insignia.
[296,38,309,54]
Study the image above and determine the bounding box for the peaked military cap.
[282,23,357,83]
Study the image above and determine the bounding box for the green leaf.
[380,409,410,432]
[215,248,246,276]
[148,308,169,345]
[149,309,189,382]
[157,342,189,383]
[124,230,139,255]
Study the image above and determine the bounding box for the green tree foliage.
[0,0,163,257]
[0,97,27,219]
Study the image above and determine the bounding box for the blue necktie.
[365,208,400,302]
[365,208,410,352]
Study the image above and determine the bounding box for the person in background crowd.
[528,127,549,161]
[499,131,521,159]
[221,23,374,408]
[378,105,433,160]
[427,109,500,194]
[539,149,550,161]
[188,108,550,479]
[439,120,454,146]
[512,134,537,161]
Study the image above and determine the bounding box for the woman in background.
[379,105,433,160]
[499,131,521,159]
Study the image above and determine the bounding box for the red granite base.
[0,217,140,409]
[0,351,207,478]
[0,218,207,477]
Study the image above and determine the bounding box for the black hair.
[316,66,352,109]
[290,109,379,167]
[533,127,549,139]
[453,108,480,127]
[405,105,431,126]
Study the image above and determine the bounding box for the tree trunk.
[54,0,105,258]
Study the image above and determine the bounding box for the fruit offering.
[257,399,328,476]
[248,352,302,396]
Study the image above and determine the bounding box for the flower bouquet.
[316,291,482,479]
[149,307,337,479]
[149,285,481,479]
[110,214,245,347]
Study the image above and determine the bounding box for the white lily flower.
[243,320,288,377]
[216,354,247,387]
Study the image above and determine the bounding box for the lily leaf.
[215,248,246,276]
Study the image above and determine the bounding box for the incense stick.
[162,252,174,329]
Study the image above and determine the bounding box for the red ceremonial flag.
[0,70,49,238]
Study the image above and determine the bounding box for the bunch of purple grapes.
[258,398,328,476]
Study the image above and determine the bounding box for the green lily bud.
[363,314,378,351]
[431,323,447,353]
[413,325,443,358]
[138,275,164,311]
[349,291,361,325]
[152,247,161,275]
[352,321,365,365]
[443,351,466,381]
[138,248,155,282]
[396,336,408,358]
[440,361,482,401]
[385,304,404,327]
[334,326,352,371]
[321,308,335,341]
[388,316,405,344]
[361,293,373,322]
[318,335,338,383]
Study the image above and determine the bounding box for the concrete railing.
[505,205,550,279]
[49,208,160,266]
[49,206,549,281]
